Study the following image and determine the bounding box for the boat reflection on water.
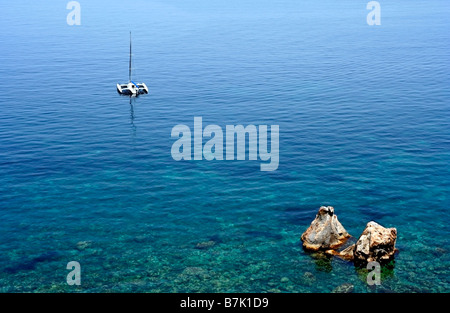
[129,97,136,136]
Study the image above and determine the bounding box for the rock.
[132,235,147,243]
[301,206,350,251]
[331,283,354,293]
[434,247,446,256]
[326,244,355,261]
[303,272,315,281]
[353,221,397,266]
[281,277,289,283]
[178,267,211,281]
[182,267,206,276]
[76,241,91,251]
[195,240,216,250]
[302,272,316,286]
[325,236,357,260]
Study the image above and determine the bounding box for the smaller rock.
[132,235,147,243]
[76,241,92,251]
[303,272,315,281]
[281,277,289,283]
[434,247,446,256]
[301,273,315,287]
[332,283,354,293]
[182,267,206,276]
[195,240,216,250]
[326,244,355,261]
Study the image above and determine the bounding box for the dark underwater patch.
[275,206,318,225]
[3,251,61,274]
[358,206,399,221]
[244,230,283,240]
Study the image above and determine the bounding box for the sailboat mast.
[129,32,132,82]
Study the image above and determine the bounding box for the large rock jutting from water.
[353,221,397,266]
[301,206,351,251]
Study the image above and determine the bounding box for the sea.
[0,0,449,292]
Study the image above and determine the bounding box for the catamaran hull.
[117,83,148,96]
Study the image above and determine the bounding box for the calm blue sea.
[0,0,449,292]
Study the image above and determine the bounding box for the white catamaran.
[117,32,149,96]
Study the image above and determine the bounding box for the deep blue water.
[0,0,449,292]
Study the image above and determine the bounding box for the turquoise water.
[0,0,449,292]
